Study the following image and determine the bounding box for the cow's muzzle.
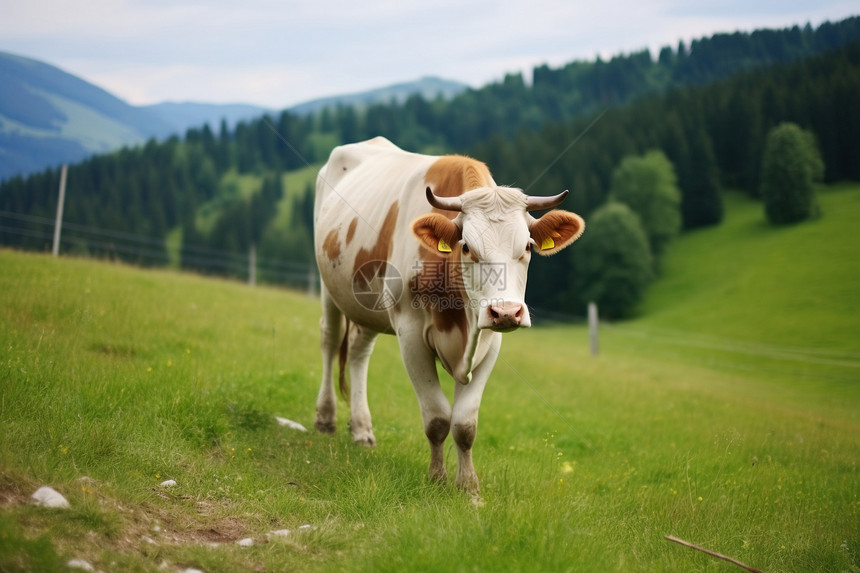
[482,302,530,332]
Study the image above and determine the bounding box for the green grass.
[1,184,858,572]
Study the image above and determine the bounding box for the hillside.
[0,51,173,180]
[141,101,274,134]
[287,76,468,115]
[635,185,860,354]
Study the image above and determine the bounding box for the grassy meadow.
[1,185,858,572]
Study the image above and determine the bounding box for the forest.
[1,17,859,316]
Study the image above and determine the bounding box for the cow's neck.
[426,305,492,385]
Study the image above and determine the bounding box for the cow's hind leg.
[347,324,379,447]
[315,285,344,433]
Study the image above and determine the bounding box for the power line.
[0,210,317,286]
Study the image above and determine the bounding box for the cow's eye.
[462,243,470,254]
[525,243,531,253]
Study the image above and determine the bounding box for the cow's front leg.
[397,326,452,482]
[347,324,379,447]
[451,332,500,495]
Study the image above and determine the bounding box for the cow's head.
[412,187,584,332]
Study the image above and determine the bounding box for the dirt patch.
[0,473,35,508]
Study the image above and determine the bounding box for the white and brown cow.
[313,137,584,494]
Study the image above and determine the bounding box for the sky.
[1,0,857,110]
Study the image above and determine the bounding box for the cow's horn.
[526,190,569,211]
[425,187,462,212]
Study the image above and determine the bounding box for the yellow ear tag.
[437,238,452,253]
[540,236,555,251]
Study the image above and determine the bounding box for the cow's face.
[412,187,584,332]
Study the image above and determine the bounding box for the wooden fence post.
[248,244,257,286]
[307,266,317,297]
[588,301,599,357]
[52,164,68,257]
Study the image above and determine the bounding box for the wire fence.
[0,209,318,292]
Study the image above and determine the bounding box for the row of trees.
[578,121,825,318]
[0,19,858,314]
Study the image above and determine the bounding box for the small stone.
[31,486,70,509]
[66,559,95,571]
[267,529,291,538]
[236,537,254,547]
[275,417,307,432]
[160,479,177,487]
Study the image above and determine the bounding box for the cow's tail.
[338,318,351,403]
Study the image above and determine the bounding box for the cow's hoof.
[455,474,480,497]
[314,420,336,434]
[428,466,448,483]
[352,433,376,447]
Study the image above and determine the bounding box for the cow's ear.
[412,214,461,256]
[529,210,585,256]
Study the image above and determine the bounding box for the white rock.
[31,486,70,509]
[236,537,254,547]
[267,529,291,538]
[66,559,95,571]
[275,417,307,432]
[298,524,316,531]
[159,479,177,487]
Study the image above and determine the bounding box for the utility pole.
[52,164,68,257]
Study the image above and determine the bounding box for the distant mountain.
[0,50,468,181]
[0,51,177,181]
[142,101,275,134]
[288,76,468,115]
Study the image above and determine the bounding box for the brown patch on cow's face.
[424,155,493,219]
[412,155,495,339]
[410,245,468,336]
[346,217,358,245]
[352,201,400,290]
[323,229,342,263]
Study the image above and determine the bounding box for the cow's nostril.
[514,305,524,319]
[490,307,500,319]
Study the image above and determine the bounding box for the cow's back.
[314,138,434,333]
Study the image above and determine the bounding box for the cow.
[313,137,584,495]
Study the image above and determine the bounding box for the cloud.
[1,0,856,108]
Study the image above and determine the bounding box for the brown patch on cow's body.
[322,229,342,263]
[346,217,358,245]
[352,202,400,290]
